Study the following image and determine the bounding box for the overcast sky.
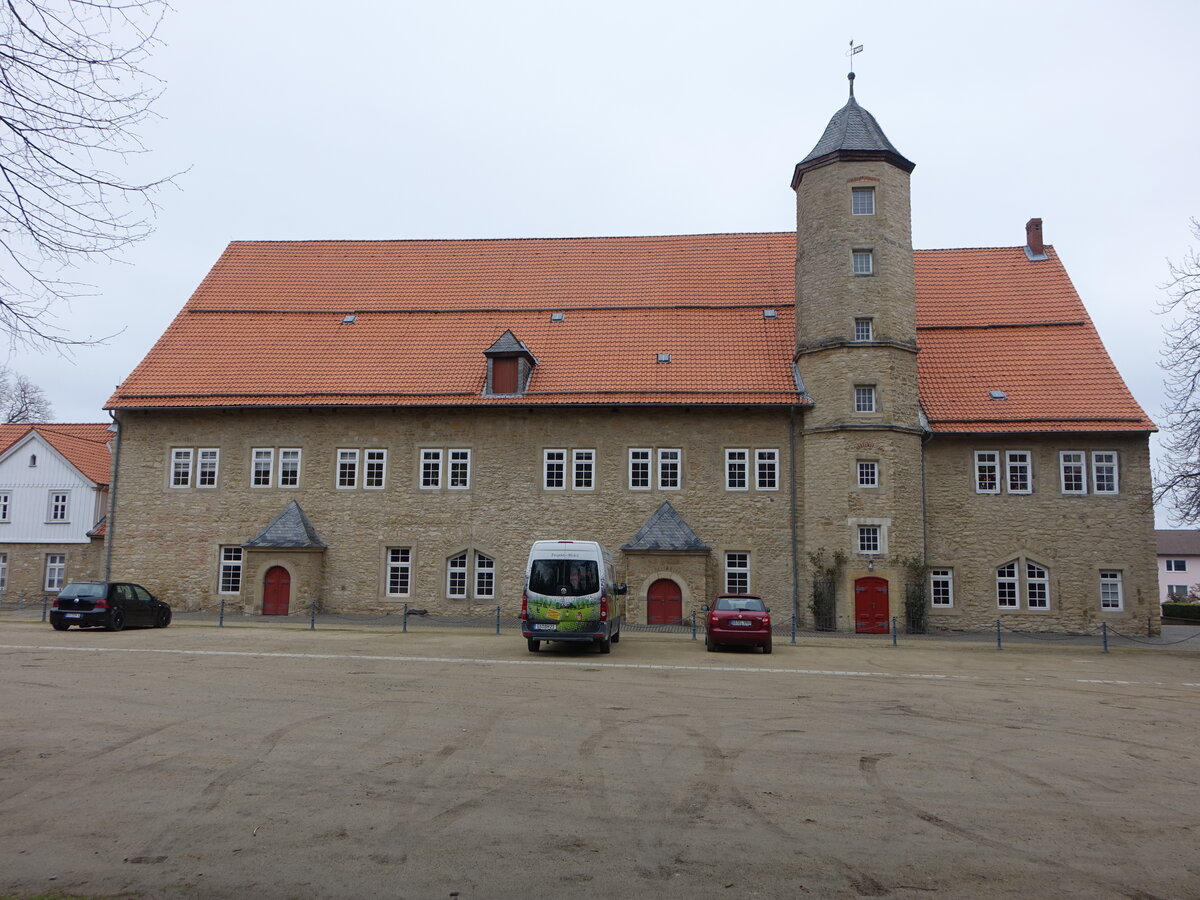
[8,0,1199,518]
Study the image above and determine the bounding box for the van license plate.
[533,623,556,631]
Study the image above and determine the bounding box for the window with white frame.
[857,460,878,488]
[854,385,876,413]
[45,554,65,591]
[725,552,750,594]
[364,449,387,489]
[0,491,12,522]
[420,450,443,489]
[475,553,495,599]
[1026,561,1049,609]
[386,547,411,597]
[544,450,566,490]
[629,449,651,490]
[658,449,681,490]
[756,450,779,491]
[278,449,300,488]
[852,249,874,275]
[448,449,471,489]
[1092,452,1119,494]
[48,491,69,522]
[1060,451,1086,494]
[1006,451,1032,494]
[975,451,1000,493]
[573,450,594,490]
[447,552,468,599]
[1168,584,1189,600]
[1166,559,1187,572]
[252,448,274,487]
[853,317,874,341]
[997,561,1019,608]
[858,525,881,554]
[726,449,748,490]
[171,448,193,487]
[931,569,953,607]
[197,448,220,487]
[0,551,7,590]
[219,546,243,594]
[851,186,875,215]
[1099,570,1123,610]
[336,449,359,488]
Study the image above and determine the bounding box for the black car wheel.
[51,620,70,631]
[763,639,773,654]
[527,638,540,652]
[706,636,716,652]
[108,609,125,632]
[155,608,171,628]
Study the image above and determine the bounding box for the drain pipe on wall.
[103,410,122,583]
[789,404,800,624]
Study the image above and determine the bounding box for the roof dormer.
[483,330,538,396]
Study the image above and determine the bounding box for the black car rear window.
[57,582,106,599]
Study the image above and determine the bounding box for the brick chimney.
[1025,218,1044,256]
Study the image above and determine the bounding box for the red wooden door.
[262,566,291,616]
[854,576,889,634]
[647,579,682,625]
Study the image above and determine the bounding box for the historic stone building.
[105,77,1157,633]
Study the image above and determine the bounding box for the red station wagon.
[705,594,772,654]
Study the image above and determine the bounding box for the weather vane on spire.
[846,39,863,97]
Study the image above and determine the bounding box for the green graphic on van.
[525,595,599,631]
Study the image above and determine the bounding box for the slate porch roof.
[622,501,711,552]
[244,500,327,549]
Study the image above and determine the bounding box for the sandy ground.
[0,620,1197,899]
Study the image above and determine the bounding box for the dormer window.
[492,358,519,393]
[483,329,537,397]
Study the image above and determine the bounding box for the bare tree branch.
[0,365,52,420]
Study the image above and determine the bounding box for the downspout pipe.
[103,410,121,583]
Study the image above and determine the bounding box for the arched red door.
[854,576,889,634]
[647,579,682,625]
[262,566,291,616]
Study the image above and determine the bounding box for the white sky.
[8,0,1199,520]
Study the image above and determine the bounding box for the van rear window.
[529,560,599,597]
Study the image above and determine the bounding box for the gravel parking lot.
[1,620,1198,899]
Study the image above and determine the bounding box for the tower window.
[851,187,875,215]
[852,250,874,275]
[854,318,873,341]
[854,385,876,414]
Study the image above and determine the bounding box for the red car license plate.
[729,619,751,627]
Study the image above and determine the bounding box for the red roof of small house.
[0,423,112,485]
[107,235,1153,433]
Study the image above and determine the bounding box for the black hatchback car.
[50,582,171,632]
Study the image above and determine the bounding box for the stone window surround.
[446,548,495,600]
[849,517,890,556]
[977,449,1121,496]
[857,459,879,488]
[995,557,1051,611]
[629,448,682,492]
[724,550,750,594]
[420,448,472,491]
[219,545,244,594]
[852,248,874,275]
[386,547,411,598]
[851,186,876,216]
[1099,570,1123,611]
[930,568,953,607]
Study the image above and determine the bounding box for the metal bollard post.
[495,606,501,635]
[310,599,316,631]
[42,594,48,622]
[691,608,697,641]
[219,597,225,627]
[403,602,408,633]
[995,619,1002,650]
[791,612,797,645]
[891,616,898,647]
[1102,621,1108,654]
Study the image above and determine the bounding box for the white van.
[520,540,625,653]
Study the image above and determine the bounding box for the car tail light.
[92,597,108,610]
[50,597,60,610]
[600,594,608,621]
[710,615,720,625]
[520,591,528,620]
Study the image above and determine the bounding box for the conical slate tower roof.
[792,73,914,187]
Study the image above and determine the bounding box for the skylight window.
[763,309,778,319]
[989,390,1007,400]
[657,353,672,363]
[341,314,357,324]
[550,312,565,322]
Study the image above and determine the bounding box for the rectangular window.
[1166,559,1188,572]
[1100,570,1123,611]
[851,186,875,215]
[997,562,1019,608]
[252,448,274,488]
[544,449,566,490]
[448,449,471,490]
[726,449,749,491]
[573,450,595,490]
[658,449,681,490]
[0,491,9,522]
[1093,452,1119,494]
[857,460,878,488]
[198,448,220,488]
[1006,451,1032,494]
[852,249,874,275]
[447,552,468,599]
[219,546,243,594]
[337,449,359,489]
[1060,451,1086,494]
[931,569,953,607]
[421,450,443,489]
[48,491,69,522]
[1026,562,1049,609]
[855,385,876,413]
[975,451,1000,493]
[364,449,387,489]
[1168,584,1189,600]
[629,449,651,490]
[725,552,750,594]
[756,450,779,491]
[475,552,495,599]
[386,547,411,597]
[45,554,65,591]
[858,525,880,554]
[171,448,193,487]
[0,551,7,590]
[278,449,300,488]
[854,317,874,341]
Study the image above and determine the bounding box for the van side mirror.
[617,583,628,595]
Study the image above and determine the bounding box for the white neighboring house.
[1156,529,1200,604]
[0,424,111,601]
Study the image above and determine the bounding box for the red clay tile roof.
[0,423,112,484]
[107,235,1153,433]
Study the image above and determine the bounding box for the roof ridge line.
[918,320,1085,331]
[185,303,796,315]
